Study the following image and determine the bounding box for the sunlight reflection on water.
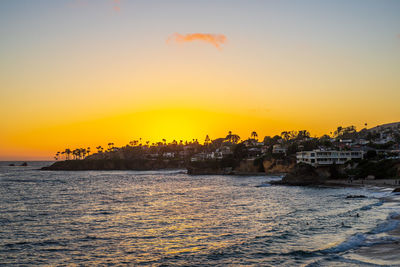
[0,163,396,266]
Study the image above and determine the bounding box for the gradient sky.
[1,0,400,160]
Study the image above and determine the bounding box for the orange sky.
[1,1,399,160]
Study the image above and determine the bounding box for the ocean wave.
[304,254,384,267]
[368,212,400,234]
[359,200,384,211]
[319,211,400,255]
[322,233,367,253]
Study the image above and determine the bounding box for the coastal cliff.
[41,159,185,171]
[263,159,295,174]
[187,158,265,175]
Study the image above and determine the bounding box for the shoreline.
[352,193,400,265]
[325,178,400,189]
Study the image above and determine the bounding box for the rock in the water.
[393,188,400,193]
[279,163,327,186]
[346,195,366,199]
[20,162,28,166]
[8,163,15,166]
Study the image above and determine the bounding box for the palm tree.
[81,148,87,159]
[72,149,78,160]
[231,134,240,144]
[107,142,115,151]
[251,131,258,140]
[65,149,71,160]
[281,131,290,141]
[204,135,211,145]
[334,126,343,138]
[225,131,240,144]
[225,131,233,142]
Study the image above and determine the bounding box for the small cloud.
[167,33,227,49]
[112,0,120,12]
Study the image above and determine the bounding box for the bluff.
[272,163,337,186]
[41,159,185,171]
[186,158,265,175]
[263,159,295,174]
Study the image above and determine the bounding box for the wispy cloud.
[167,33,227,49]
[112,0,120,12]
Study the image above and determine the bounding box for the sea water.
[0,162,399,266]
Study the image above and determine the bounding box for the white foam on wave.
[322,204,400,255]
[322,233,367,253]
[369,211,400,234]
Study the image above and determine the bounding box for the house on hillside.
[272,144,287,155]
[296,150,364,167]
[368,122,400,134]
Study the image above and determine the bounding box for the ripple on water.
[0,165,398,265]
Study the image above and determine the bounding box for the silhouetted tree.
[251,131,258,140]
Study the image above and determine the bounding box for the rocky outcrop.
[393,188,400,193]
[234,159,264,174]
[41,159,185,171]
[263,159,295,174]
[272,163,329,186]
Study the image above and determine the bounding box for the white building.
[296,150,363,167]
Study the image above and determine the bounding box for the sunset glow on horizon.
[1,0,400,160]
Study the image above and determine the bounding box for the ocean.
[1,162,399,266]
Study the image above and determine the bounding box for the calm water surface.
[0,162,399,266]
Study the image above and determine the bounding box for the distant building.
[247,147,262,158]
[272,144,287,154]
[296,150,363,167]
[190,153,207,162]
[243,139,264,147]
[220,146,233,156]
[163,152,175,158]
